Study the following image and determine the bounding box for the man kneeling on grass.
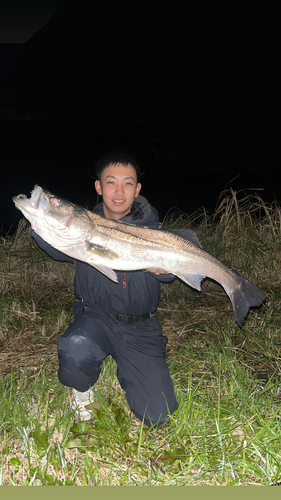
[31,151,181,427]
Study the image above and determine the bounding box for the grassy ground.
[0,189,281,486]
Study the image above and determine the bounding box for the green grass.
[1,189,281,485]
[1,354,281,486]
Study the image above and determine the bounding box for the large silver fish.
[13,185,266,327]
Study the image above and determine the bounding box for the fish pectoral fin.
[177,272,206,291]
[85,240,119,282]
[86,241,119,260]
[93,265,118,283]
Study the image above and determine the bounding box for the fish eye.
[51,198,61,206]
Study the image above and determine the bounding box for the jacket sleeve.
[31,229,74,263]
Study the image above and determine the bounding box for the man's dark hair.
[95,150,141,182]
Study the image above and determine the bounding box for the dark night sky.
[0,1,63,42]
[1,2,281,232]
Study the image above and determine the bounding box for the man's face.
[95,163,141,220]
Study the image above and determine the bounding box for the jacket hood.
[94,195,160,228]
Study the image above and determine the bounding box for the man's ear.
[135,182,142,198]
[95,180,102,195]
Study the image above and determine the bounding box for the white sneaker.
[71,388,94,421]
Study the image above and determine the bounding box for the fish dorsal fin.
[176,272,206,291]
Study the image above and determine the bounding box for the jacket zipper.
[122,272,127,289]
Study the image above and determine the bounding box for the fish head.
[13,185,92,247]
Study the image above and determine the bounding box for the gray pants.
[57,305,177,426]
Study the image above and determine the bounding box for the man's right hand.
[146,268,169,275]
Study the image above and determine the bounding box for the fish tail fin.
[225,270,266,328]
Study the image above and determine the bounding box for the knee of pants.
[57,334,103,391]
[58,334,106,368]
[122,380,178,428]
[133,399,178,428]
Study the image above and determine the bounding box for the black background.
[1,2,281,233]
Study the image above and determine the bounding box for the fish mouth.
[29,185,43,209]
[13,192,28,208]
[13,185,46,211]
[13,193,27,203]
